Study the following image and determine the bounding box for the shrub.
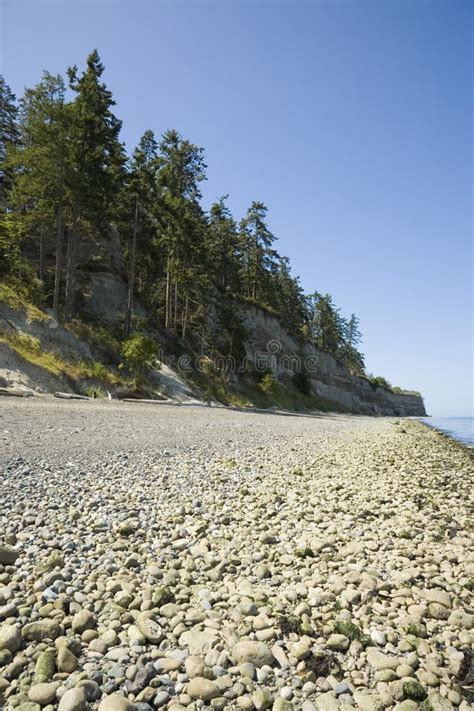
[371,375,392,390]
[121,334,157,374]
[259,372,275,395]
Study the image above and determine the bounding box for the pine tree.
[272,256,308,334]
[124,129,160,335]
[307,292,345,353]
[0,75,19,203]
[158,129,207,333]
[64,50,124,318]
[339,313,365,375]
[4,73,70,299]
[208,195,241,293]
[239,201,276,302]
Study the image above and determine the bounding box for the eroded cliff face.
[241,306,426,416]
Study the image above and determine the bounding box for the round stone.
[0,624,21,653]
[187,677,220,701]
[98,694,136,711]
[231,641,274,667]
[28,682,60,705]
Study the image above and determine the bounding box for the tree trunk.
[64,205,80,321]
[124,195,139,337]
[182,291,189,339]
[39,231,44,285]
[53,199,63,316]
[173,282,178,330]
[165,253,171,329]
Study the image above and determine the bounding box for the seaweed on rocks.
[458,647,474,703]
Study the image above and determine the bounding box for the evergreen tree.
[208,195,240,293]
[239,201,276,302]
[339,313,365,375]
[0,75,19,202]
[65,50,124,317]
[124,129,160,335]
[4,73,70,299]
[271,256,308,334]
[158,129,207,334]
[307,292,345,353]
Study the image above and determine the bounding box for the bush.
[259,372,276,395]
[121,334,157,374]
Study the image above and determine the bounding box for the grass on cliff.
[0,282,49,322]
[0,332,128,388]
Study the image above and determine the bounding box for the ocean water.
[422,417,474,446]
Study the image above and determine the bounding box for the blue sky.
[2,0,472,416]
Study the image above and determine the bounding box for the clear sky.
[1,0,472,416]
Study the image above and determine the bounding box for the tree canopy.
[0,52,366,376]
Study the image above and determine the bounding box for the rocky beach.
[0,400,472,711]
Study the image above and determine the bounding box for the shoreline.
[0,407,473,710]
[417,418,474,453]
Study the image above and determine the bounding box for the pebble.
[1,417,471,711]
[97,694,136,710]
[57,687,89,711]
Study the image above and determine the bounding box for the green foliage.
[82,385,107,398]
[0,281,48,321]
[0,75,19,202]
[121,333,157,374]
[369,374,392,390]
[305,295,365,374]
[259,372,276,395]
[306,292,345,354]
[392,386,422,396]
[0,329,126,389]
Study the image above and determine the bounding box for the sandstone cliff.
[241,306,426,416]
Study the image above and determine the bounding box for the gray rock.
[98,694,136,711]
[22,619,62,641]
[187,676,220,700]
[57,645,78,673]
[231,641,274,667]
[137,615,163,644]
[28,682,60,705]
[0,545,19,565]
[253,688,273,709]
[366,649,400,671]
[0,624,21,652]
[179,628,218,655]
[327,634,350,651]
[71,610,96,634]
[58,687,90,711]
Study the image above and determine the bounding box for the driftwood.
[53,392,89,400]
[0,387,34,398]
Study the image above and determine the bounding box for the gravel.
[0,398,473,710]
